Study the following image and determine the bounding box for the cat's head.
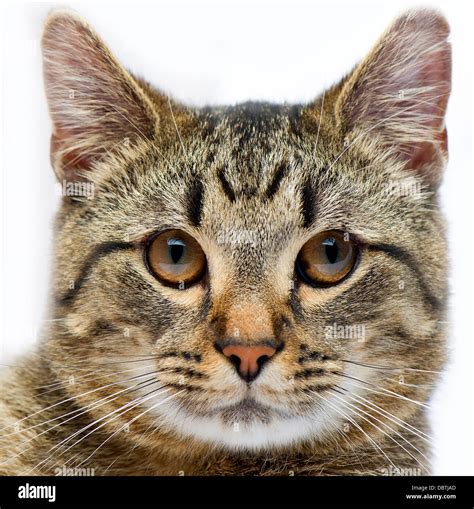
[41,9,450,454]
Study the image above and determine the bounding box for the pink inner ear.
[50,133,94,182]
[403,135,447,184]
[336,10,451,187]
[397,53,450,179]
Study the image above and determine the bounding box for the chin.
[152,396,341,452]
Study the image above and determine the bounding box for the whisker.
[311,398,368,473]
[167,95,187,157]
[314,90,325,154]
[337,385,433,443]
[310,390,398,470]
[102,416,157,474]
[60,385,170,470]
[386,379,435,389]
[3,354,159,372]
[34,354,163,392]
[332,372,430,409]
[340,359,441,374]
[108,102,181,176]
[0,366,155,435]
[37,364,157,397]
[108,104,151,146]
[0,375,160,468]
[73,389,185,469]
[59,356,159,368]
[328,389,430,470]
[23,381,168,475]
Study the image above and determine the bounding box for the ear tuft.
[42,10,159,181]
[335,9,451,186]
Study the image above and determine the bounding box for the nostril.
[228,354,241,370]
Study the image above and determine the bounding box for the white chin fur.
[148,396,344,451]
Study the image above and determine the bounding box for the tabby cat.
[0,7,451,475]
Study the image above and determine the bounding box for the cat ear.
[335,9,451,187]
[41,10,159,181]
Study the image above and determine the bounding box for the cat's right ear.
[41,10,160,182]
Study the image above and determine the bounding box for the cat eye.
[296,230,358,286]
[145,230,206,288]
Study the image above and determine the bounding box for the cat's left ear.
[335,9,451,188]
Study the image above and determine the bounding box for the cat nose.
[215,341,281,382]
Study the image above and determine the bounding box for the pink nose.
[221,344,277,382]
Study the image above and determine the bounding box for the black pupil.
[169,240,185,264]
[324,238,338,264]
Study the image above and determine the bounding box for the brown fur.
[0,8,450,476]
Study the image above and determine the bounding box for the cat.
[0,7,451,476]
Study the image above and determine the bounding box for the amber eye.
[296,230,358,286]
[145,230,206,288]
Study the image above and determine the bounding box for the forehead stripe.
[301,178,316,228]
[187,178,204,227]
[217,168,236,202]
[265,161,288,200]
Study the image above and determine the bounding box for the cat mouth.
[215,397,287,425]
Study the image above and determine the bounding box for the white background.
[1,0,473,475]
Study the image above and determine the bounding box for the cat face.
[41,9,450,454]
